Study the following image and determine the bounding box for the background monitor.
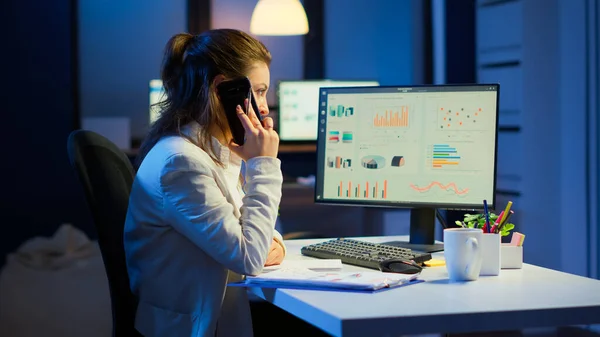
[277,80,379,142]
[314,84,500,252]
[149,79,165,124]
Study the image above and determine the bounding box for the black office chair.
[67,129,141,337]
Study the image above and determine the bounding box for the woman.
[124,29,285,337]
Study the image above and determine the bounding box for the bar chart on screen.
[428,144,462,169]
[335,180,388,199]
[372,106,410,128]
[327,156,353,169]
[329,104,355,118]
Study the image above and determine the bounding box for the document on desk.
[262,259,343,272]
[241,267,420,291]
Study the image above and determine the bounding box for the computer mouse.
[379,259,423,274]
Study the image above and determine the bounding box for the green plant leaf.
[499,222,515,236]
[461,213,517,234]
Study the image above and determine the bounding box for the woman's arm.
[161,153,283,276]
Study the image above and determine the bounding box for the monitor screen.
[314,84,499,252]
[277,80,379,142]
[149,79,166,124]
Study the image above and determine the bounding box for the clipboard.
[228,267,423,293]
[228,278,424,293]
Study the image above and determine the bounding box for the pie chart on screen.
[361,155,386,169]
[391,156,405,167]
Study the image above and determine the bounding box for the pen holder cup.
[501,244,523,269]
[480,233,501,276]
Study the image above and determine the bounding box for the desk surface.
[247,236,600,337]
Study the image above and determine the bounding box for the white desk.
[247,236,600,337]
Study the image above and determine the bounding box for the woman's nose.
[258,100,269,116]
[259,105,269,116]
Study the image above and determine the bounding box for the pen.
[499,201,513,226]
[483,200,491,233]
[497,210,515,232]
[491,210,504,233]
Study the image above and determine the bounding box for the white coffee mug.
[444,228,483,281]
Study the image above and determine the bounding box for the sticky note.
[424,259,446,267]
[510,232,526,246]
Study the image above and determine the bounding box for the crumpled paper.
[8,223,95,270]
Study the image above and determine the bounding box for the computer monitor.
[314,84,499,253]
[277,80,379,142]
[149,79,166,124]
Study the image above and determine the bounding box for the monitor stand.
[382,208,445,253]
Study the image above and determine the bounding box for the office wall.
[475,0,599,276]
[556,0,597,277]
[78,0,187,141]
[0,0,92,267]
[591,0,600,279]
[324,0,417,85]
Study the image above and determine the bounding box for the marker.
[499,201,513,225]
[483,200,491,233]
[501,210,514,226]
[491,211,504,233]
[497,210,515,232]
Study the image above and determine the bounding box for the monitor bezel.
[313,82,500,212]
[276,79,380,144]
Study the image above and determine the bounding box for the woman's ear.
[212,74,226,94]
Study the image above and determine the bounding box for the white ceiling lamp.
[250,0,309,36]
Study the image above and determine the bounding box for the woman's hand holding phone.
[228,99,279,160]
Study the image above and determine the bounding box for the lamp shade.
[250,0,309,36]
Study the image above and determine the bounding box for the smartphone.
[217,77,261,145]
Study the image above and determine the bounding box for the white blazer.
[124,122,284,337]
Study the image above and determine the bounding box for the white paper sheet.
[262,259,343,272]
[247,267,419,290]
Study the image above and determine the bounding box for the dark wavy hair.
[136,29,271,168]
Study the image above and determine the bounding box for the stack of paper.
[244,267,420,291]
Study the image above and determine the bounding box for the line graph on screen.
[409,181,469,196]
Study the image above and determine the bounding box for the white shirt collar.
[180,121,243,169]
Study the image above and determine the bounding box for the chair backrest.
[67,129,141,337]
